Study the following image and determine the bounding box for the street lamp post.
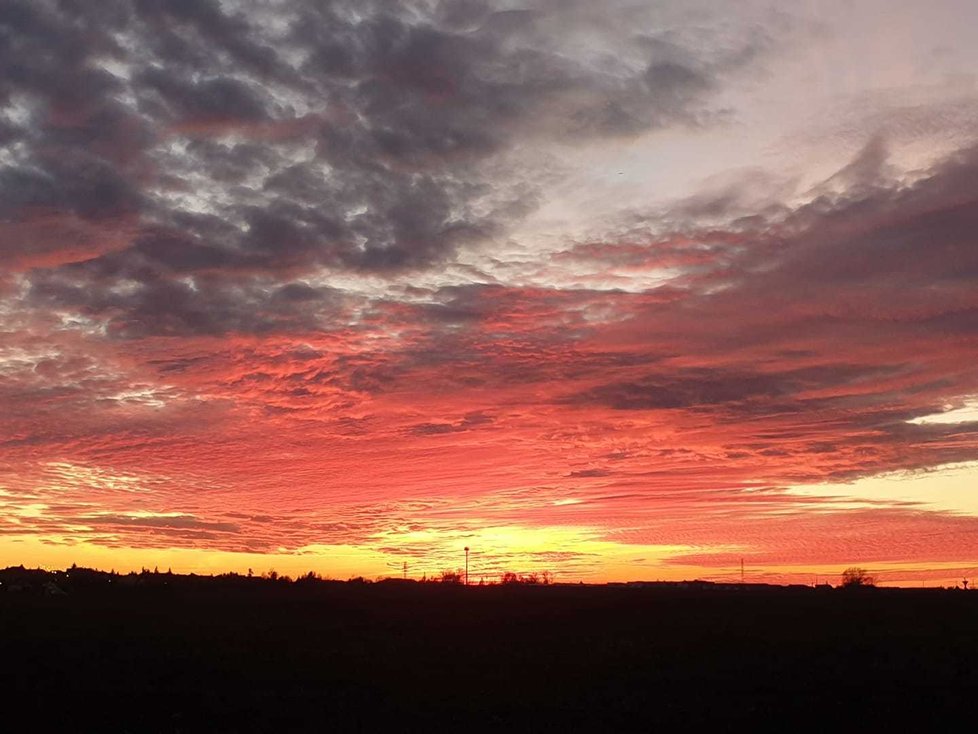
[464,546,469,586]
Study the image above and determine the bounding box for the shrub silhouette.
[840,567,875,588]
[500,571,554,585]
[439,569,464,584]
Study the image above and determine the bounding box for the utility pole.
[403,561,407,580]
[741,558,744,584]
[464,546,470,586]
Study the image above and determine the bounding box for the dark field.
[2,573,977,732]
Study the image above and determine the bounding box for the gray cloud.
[542,140,978,477]
[1,0,775,335]
[407,411,494,436]
[84,513,239,533]
[567,468,612,478]
[565,364,890,412]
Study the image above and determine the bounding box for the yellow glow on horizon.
[2,533,975,588]
[785,461,978,516]
[0,526,700,583]
[0,535,393,579]
[367,522,699,581]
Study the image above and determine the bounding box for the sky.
[2,0,978,586]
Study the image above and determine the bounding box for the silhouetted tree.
[439,569,464,584]
[500,571,552,585]
[840,567,875,587]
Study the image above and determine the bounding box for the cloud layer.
[2,0,978,582]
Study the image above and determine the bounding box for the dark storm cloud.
[776,145,978,286]
[567,468,612,478]
[1,0,773,335]
[571,369,799,411]
[566,365,893,412]
[28,264,347,337]
[407,411,494,436]
[540,140,978,478]
[84,513,239,533]
[0,154,141,221]
[583,139,978,329]
[137,69,273,125]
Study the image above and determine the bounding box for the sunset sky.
[2,0,978,586]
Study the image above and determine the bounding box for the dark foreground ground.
[2,574,977,732]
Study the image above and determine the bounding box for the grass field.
[2,573,976,731]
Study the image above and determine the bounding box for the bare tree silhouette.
[840,567,875,588]
[439,569,464,584]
